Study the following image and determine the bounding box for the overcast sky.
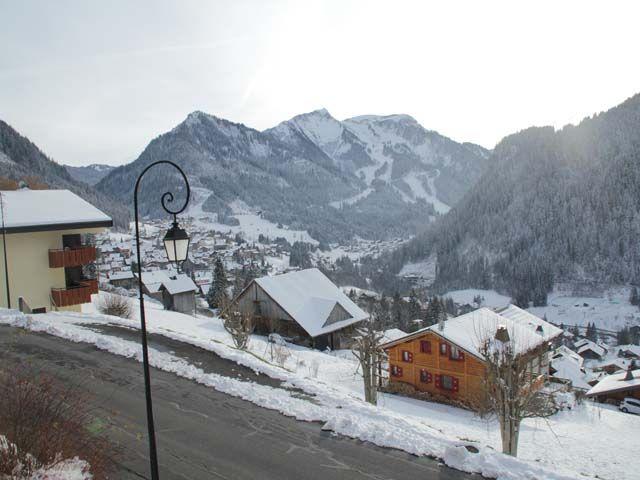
[1,1,639,166]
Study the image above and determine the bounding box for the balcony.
[51,279,98,307]
[49,245,97,268]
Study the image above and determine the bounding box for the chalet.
[0,189,112,312]
[108,270,136,290]
[228,268,368,349]
[381,305,561,407]
[592,359,629,375]
[549,346,591,391]
[586,365,640,403]
[136,270,197,314]
[618,345,640,360]
[573,339,607,360]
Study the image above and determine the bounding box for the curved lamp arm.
[134,160,190,219]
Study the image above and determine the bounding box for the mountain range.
[384,93,640,302]
[65,163,115,185]
[95,109,489,243]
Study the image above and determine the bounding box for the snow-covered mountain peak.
[345,113,417,124]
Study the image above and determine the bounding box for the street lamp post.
[133,160,190,480]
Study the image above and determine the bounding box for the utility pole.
[0,193,10,308]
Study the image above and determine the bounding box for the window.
[391,365,403,377]
[420,340,431,354]
[419,369,432,383]
[449,346,464,361]
[402,350,413,363]
[440,342,448,356]
[435,374,459,392]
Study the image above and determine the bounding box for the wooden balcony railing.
[51,279,98,307]
[49,245,97,268]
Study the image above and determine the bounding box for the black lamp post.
[133,160,190,480]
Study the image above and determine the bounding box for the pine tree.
[391,292,405,330]
[207,257,229,309]
[407,289,421,322]
[630,287,639,306]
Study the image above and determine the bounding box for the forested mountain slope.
[386,93,640,303]
[0,120,129,229]
[65,163,115,185]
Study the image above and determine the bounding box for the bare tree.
[221,305,254,350]
[352,312,386,405]
[478,325,557,456]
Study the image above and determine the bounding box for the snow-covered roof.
[586,369,640,397]
[552,345,584,367]
[551,355,591,390]
[0,189,112,232]
[382,307,552,359]
[254,268,368,337]
[497,304,563,341]
[161,274,197,295]
[618,345,640,357]
[382,328,407,344]
[136,270,167,293]
[108,270,135,281]
[136,269,196,295]
[576,340,606,357]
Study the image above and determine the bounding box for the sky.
[1,0,639,167]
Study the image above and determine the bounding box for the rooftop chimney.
[495,325,510,343]
[536,325,544,335]
[624,368,633,381]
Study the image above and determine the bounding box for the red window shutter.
[427,372,432,383]
[408,352,414,362]
[398,366,403,377]
[452,377,459,392]
[435,374,441,388]
[459,351,465,361]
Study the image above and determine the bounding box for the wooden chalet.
[381,305,562,407]
[228,268,368,349]
[586,365,640,403]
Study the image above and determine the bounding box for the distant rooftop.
[0,189,112,233]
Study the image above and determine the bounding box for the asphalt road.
[0,325,472,480]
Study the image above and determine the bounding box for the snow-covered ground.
[530,286,640,331]
[0,435,91,480]
[399,255,437,283]
[443,289,511,309]
[183,186,319,245]
[443,287,640,331]
[2,296,638,480]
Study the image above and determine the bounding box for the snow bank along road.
[0,325,470,480]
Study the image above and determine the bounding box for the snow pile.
[0,434,91,480]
